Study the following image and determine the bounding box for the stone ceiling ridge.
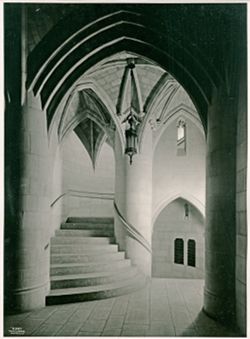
[58,52,202,164]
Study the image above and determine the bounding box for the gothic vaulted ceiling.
[58,52,200,167]
[23,4,245,167]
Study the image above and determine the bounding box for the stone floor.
[4,278,242,337]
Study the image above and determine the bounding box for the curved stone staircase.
[46,217,146,305]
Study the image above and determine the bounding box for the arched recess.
[51,80,124,169]
[48,79,118,216]
[27,9,222,133]
[152,104,205,152]
[56,80,125,149]
[153,193,205,225]
[152,197,205,279]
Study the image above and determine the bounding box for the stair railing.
[50,190,152,254]
[113,201,152,254]
[50,190,114,207]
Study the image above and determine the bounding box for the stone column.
[114,124,152,276]
[235,52,247,335]
[4,7,51,312]
[6,92,51,313]
[203,86,237,324]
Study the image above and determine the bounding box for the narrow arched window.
[187,239,196,267]
[174,238,184,264]
[184,203,189,219]
[177,118,186,155]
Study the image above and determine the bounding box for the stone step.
[55,229,114,237]
[50,259,132,276]
[51,243,118,254]
[51,251,125,264]
[50,267,137,289]
[51,236,114,245]
[66,217,114,224]
[48,216,145,305]
[61,222,114,230]
[46,273,147,305]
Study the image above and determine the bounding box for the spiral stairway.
[46,217,146,305]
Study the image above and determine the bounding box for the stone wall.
[59,132,115,220]
[153,116,206,220]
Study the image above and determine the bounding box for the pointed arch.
[56,79,125,148]
[153,104,205,152]
[43,35,210,129]
[138,77,180,150]
[143,73,171,114]
[153,193,205,226]
[27,9,222,132]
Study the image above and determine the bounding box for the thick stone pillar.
[235,52,247,335]
[203,86,237,324]
[5,5,51,313]
[5,91,51,313]
[114,125,152,276]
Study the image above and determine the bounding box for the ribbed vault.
[58,87,116,167]
[74,119,107,170]
[58,51,203,162]
[26,7,232,131]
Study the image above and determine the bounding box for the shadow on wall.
[152,198,204,279]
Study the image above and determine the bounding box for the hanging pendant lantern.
[125,115,138,165]
[122,59,142,165]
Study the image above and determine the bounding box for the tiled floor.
[4,278,241,337]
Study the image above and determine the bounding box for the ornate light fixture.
[125,113,139,165]
[119,59,144,165]
[123,62,141,165]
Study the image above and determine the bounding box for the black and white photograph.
[3,1,247,337]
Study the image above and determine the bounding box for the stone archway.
[153,194,205,226]
[27,8,219,129]
[4,5,246,332]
